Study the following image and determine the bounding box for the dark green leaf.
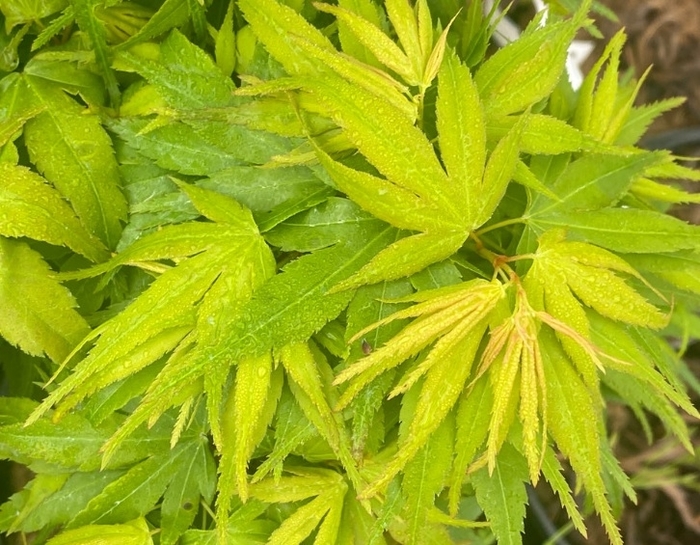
[529,208,700,253]
[471,442,528,545]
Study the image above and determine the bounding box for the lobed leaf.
[116,0,188,49]
[117,30,237,110]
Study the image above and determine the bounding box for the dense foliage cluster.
[1,1,699,544]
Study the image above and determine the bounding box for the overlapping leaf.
[2,1,700,544]
[0,163,107,262]
[304,50,524,289]
[0,239,89,364]
[28,184,275,431]
[23,75,127,248]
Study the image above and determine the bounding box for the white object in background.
[484,0,595,90]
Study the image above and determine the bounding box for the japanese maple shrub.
[0,0,699,544]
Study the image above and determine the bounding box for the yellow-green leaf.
[436,48,486,221]
[239,0,334,76]
[46,518,153,545]
[0,164,108,262]
[0,238,89,363]
[215,0,236,77]
[475,2,589,115]
[24,76,126,248]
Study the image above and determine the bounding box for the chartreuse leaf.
[436,48,485,223]
[0,164,108,262]
[345,278,413,459]
[0,238,89,363]
[304,46,525,288]
[540,329,622,545]
[524,259,601,403]
[313,148,445,233]
[305,72,458,218]
[247,468,348,545]
[531,230,667,329]
[312,2,416,86]
[24,75,126,248]
[477,112,527,226]
[115,0,187,49]
[576,30,625,141]
[474,0,590,116]
[95,219,394,468]
[279,343,340,452]
[631,178,700,205]
[623,250,700,295]
[589,314,698,441]
[486,113,624,156]
[477,283,547,482]
[616,97,685,146]
[252,387,315,483]
[46,518,153,545]
[358,320,490,499]
[540,445,587,537]
[573,29,634,143]
[334,279,503,410]
[28,187,274,427]
[471,442,529,545]
[448,374,492,515]
[239,0,334,76]
[385,0,422,80]
[335,0,383,68]
[333,232,466,292]
[216,353,282,538]
[31,6,75,51]
[23,55,106,107]
[215,0,236,77]
[72,0,119,106]
[0,73,43,146]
